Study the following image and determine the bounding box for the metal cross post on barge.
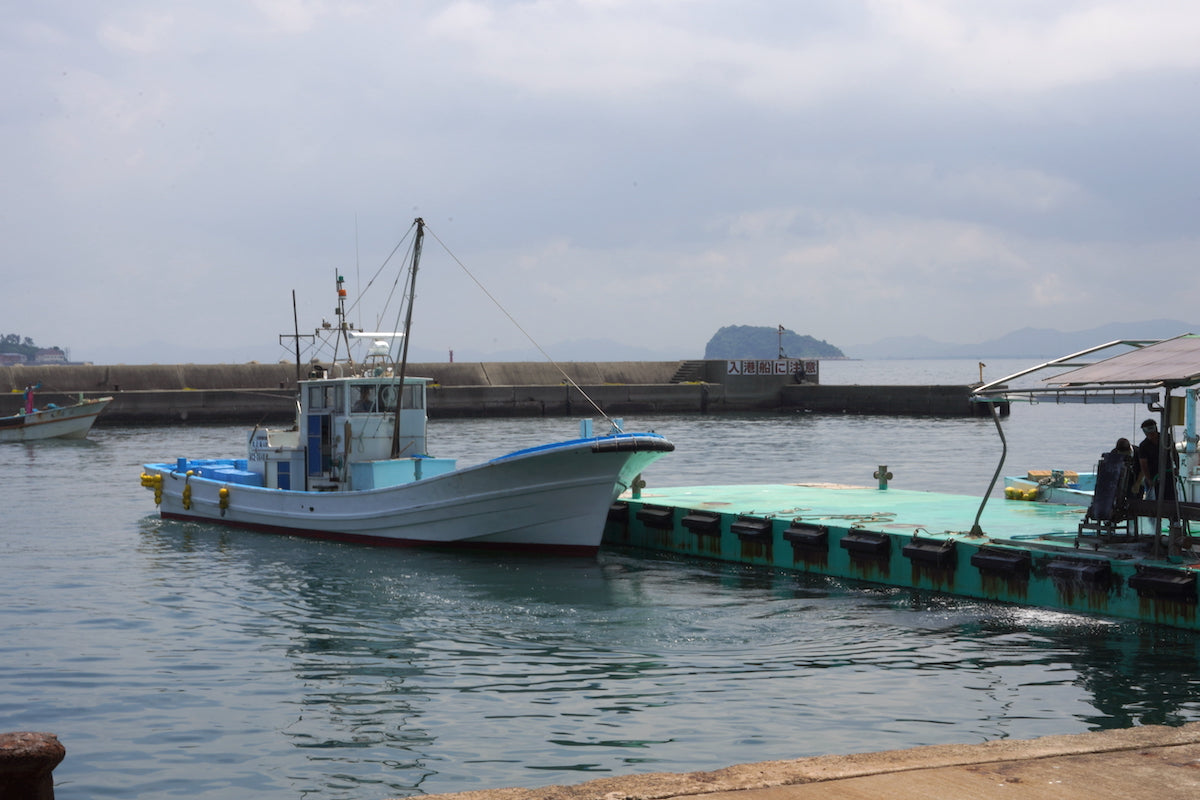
[605,335,1200,630]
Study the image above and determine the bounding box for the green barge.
[604,336,1200,630]
[604,483,1198,629]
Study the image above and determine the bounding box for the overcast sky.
[4,1,1200,364]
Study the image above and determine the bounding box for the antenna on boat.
[291,291,302,382]
[280,290,315,382]
[391,217,424,459]
[355,213,361,332]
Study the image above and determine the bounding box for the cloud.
[3,1,1200,363]
[863,1,1200,94]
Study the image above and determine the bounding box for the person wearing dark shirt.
[1137,419,1178,502]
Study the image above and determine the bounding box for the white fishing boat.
[140,218,674,555]
[0,393,112,443]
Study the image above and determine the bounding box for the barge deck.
[605,483,1199,629]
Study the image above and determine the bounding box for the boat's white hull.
[1008,473,1200,505]
[0,397,112,443]
[143,434,672,555]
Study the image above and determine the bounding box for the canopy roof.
[974,334,1200,403]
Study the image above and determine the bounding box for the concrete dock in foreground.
[405,722,1200,800]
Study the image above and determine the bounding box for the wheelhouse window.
[377,383,424,412]
[351,384,378,413]
[307,384,342,412]
[404,384,424,410]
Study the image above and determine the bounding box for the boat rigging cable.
[423,223,615,426]
[319,223,420,370]
[292,219,616,427]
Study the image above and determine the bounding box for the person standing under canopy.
[1137,418,1179,502]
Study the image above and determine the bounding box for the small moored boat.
[1003,470,1095,504]
[140,218,674,555]
[0,388,112,443]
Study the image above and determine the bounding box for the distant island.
[697,320,1200,363]
[0,334,69,365]
[704,325,846,360]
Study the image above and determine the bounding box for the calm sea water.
[4,359,1199,800]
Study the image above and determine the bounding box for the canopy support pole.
[972,401,1007,536]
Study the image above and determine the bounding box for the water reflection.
[133,520,1200,795]
[1071,625,1200,728]
[9,417,1197,800]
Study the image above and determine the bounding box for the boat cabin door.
[304,382,341,488]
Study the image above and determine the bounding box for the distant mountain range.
[846,320,1200,360]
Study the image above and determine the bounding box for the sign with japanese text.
[726,359,818,378]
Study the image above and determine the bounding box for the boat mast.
[391,218,424,459]
[291,290,302,382]
[332,273,356,371]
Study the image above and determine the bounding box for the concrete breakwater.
[0,361,1001,423]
